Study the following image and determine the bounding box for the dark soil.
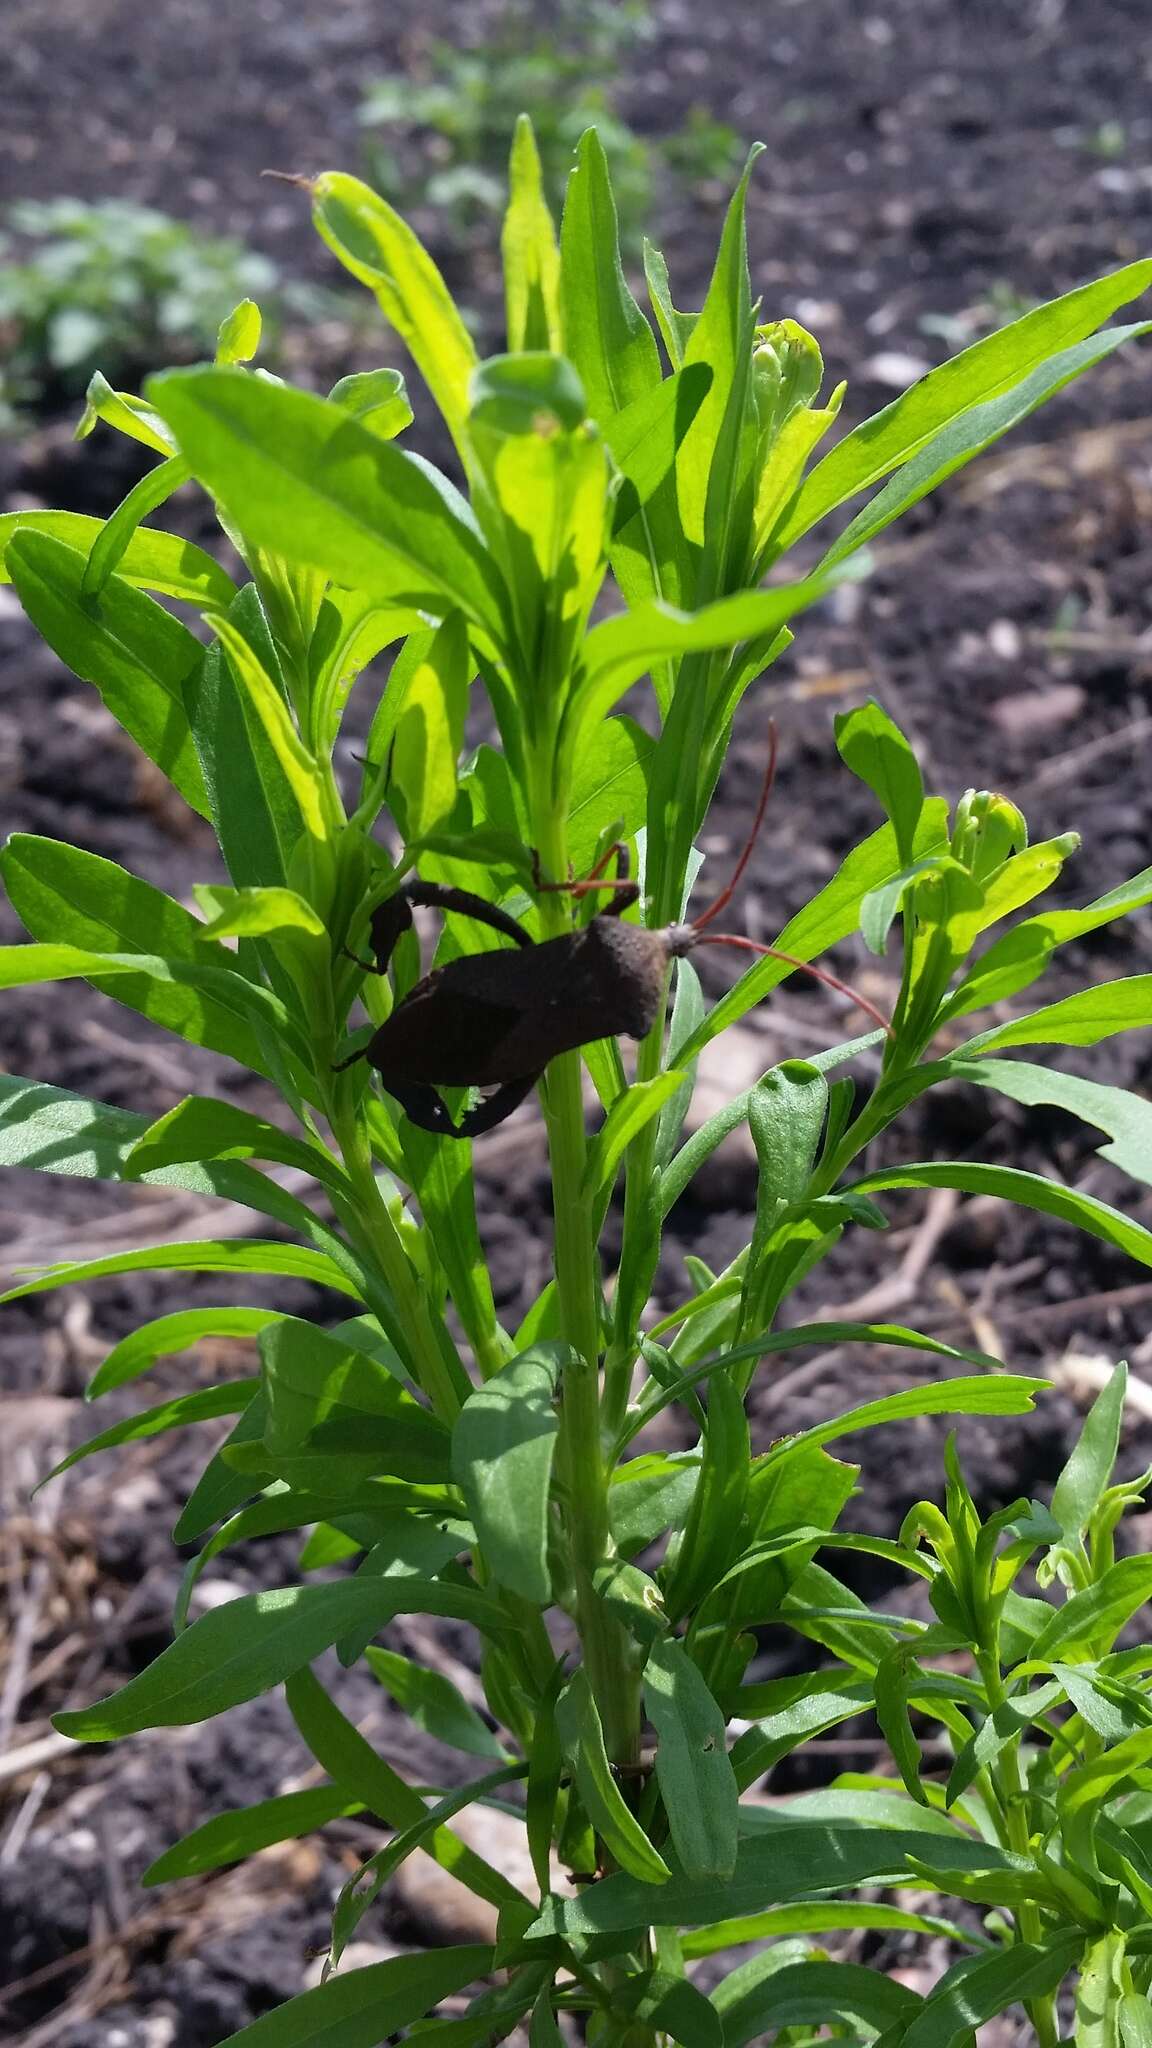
[3,1,1152,2041]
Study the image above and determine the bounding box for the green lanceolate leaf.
[847,1158,1152,1272]
[941,1058,1152,1195]
[1052,1362,1128,1546]
[583,1072,686,1206]
[618,1970,724,2048]
[87,1307,281,1400]
[644,240,697,366]
[555,1667,672,1885]
[328,366,413,439]
[1077,1933,1128,2048]
[365,1646,508,1760]
[529,1816,1015,1936]
[287,1663,522,1911]
[662,1370,749,1620]
[961,977,1152,1055]
[311,170,479,462]
[185,585,305,891]
[200,1945,494,2048]
[122,1094,343,1191]
[206,614,330,844]
[560,127,661,423]
[80,455,192,601]
[568,570,839,759]
[390,609,470,842]
[0,836,273,1074]
[681,1900,974,1956]
[330,1761,524,1964]
[835,699,924,865]
[39,1380,257,1488]
[216,297,262,364]
[1030,1557,1152,1663]
[143,1784,361,1884]
[713,1954,920,2048]
[1,1238,359,1309]
[502,115,561,354]
[945,867,1152,1020]
[643,1635,738,1879]
[816,320,1152,573]
[604,363,713,528]
[776,258,1152,549]
[675,144,762,561]
[7,531,209,818]
[452,1343,568,1604]
[899,1935,1085,2048]
[260,1316,451,1485]
[149,368,507,640]
[0,508,234,606]
[55,1577,509,1739]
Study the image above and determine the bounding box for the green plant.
[358,1,736,259]
[0,198,280,408]
[3,119,1152,2046]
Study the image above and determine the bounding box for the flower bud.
[751,319,824,441]
[950,789,1028,882]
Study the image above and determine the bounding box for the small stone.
[393,1806,565,1944]
[990,683,1085,738]
[190,1576,248,1612]
[304,1941,401,1990]
[987,618,1023,661]
[860,350,931,388]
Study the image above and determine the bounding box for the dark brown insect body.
[338,868,699,1138]
[372,915,687,1088]
[337,728,888,1138]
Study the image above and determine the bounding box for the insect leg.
[344,889,417,976]
[404,881,532,950]
[384,1073,539,1139]
[454,1073,539,1137]
[381,1078,460,1137]
[531,842,639,919]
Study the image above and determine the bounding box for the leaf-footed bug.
[335,724,891,1138]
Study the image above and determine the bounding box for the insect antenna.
[685,720,892,1036]
[691,719,779,933]
[690,931,893,1038]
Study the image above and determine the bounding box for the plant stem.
[977,1650,1059,2048]
[331,1100,467,1424]
[603,1011,666,1437]
[534,792,642,1768]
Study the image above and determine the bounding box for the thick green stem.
[534,790,642,1767]
[332,1102,466,1424]
[603,1010,666,1436]
[977,1650,1059,2048]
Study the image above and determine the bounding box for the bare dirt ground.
[2,1,1152,2040]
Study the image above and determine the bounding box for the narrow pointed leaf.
[452,1343,567,1603]
[778,259,1152,547]
[847,1158,1152,1271]
[7,531,209,817]
[556,1668,672,1884]
[0,509,234,606]
[143,1784,361,1885]
[643,1636,738,1878]
[55,1577,509,1738]
[311,170,479,460]
[149,368,506,638]
[200,1946,493,2048]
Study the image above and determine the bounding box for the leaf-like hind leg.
[455,1072,539,1137]
[385,1073,539,1139]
